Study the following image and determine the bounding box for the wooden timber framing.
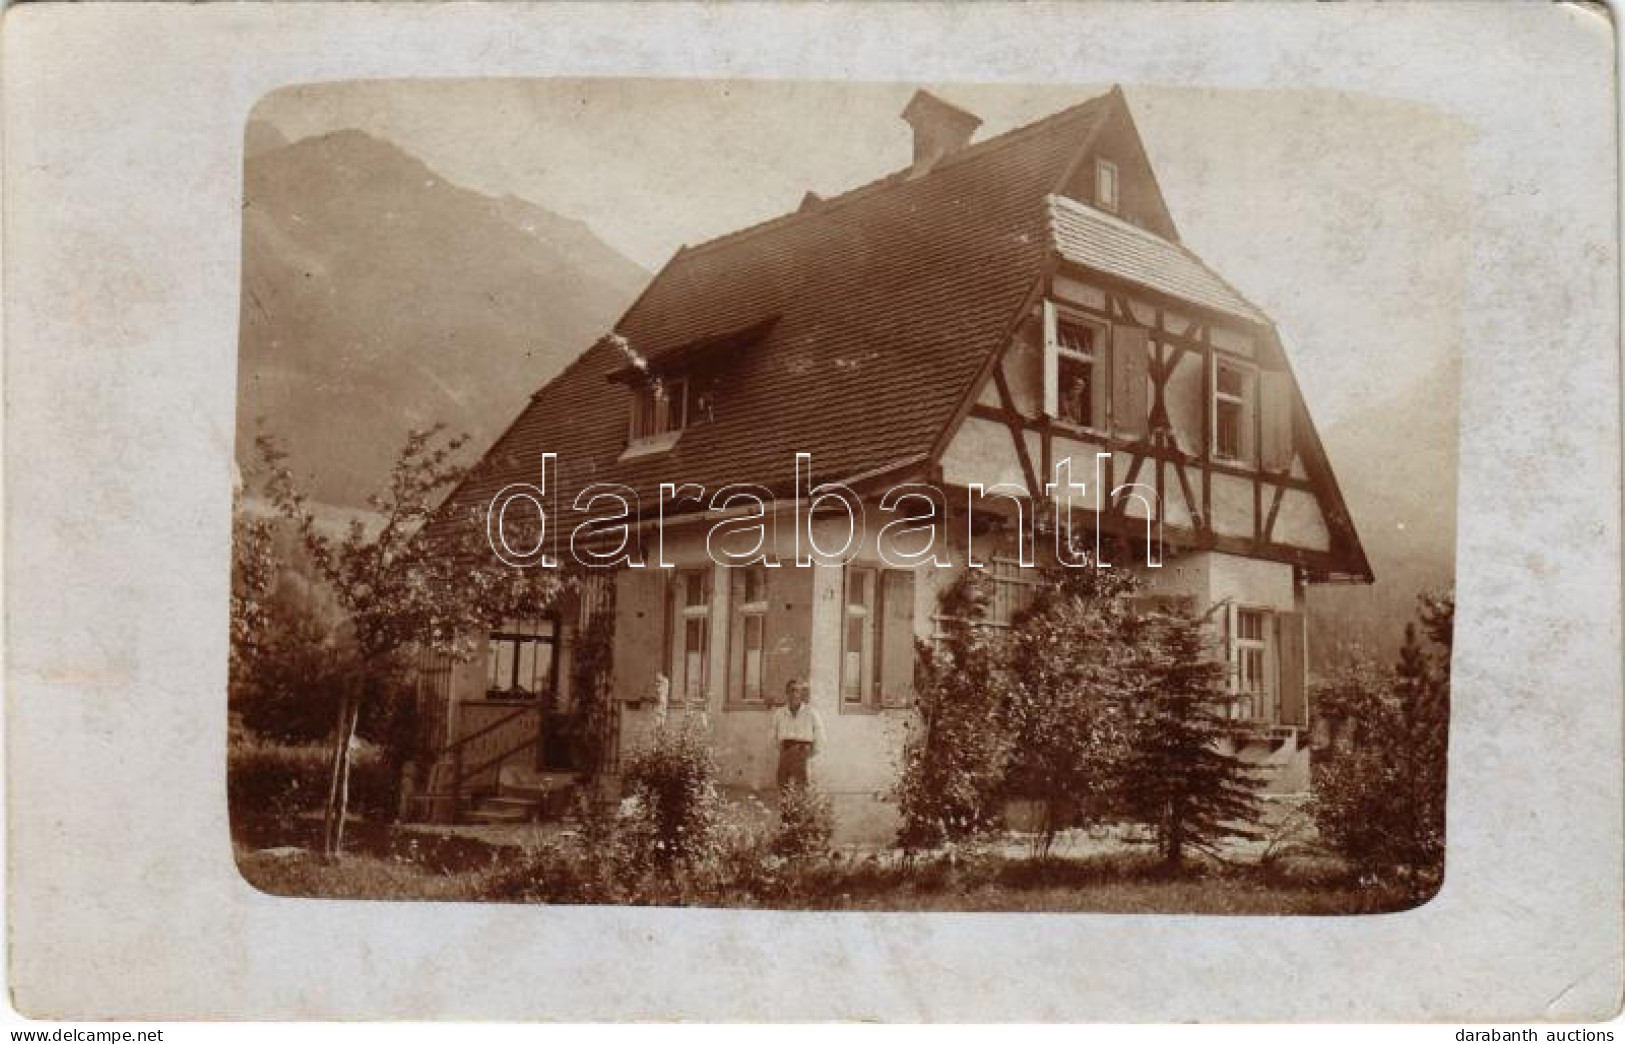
[931,254,1373,581]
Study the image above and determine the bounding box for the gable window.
[1095,158,1119,213]
[730,565,769,704]
[1212,357,1257,463]
[666,568,711,703]
[1056,317,1105,430]
[486,618,559,701]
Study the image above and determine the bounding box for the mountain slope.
[1308,357,1460,670]
[237,128,647,506]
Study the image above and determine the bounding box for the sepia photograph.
[6,0,1617,1026]
[230,78,1459,914]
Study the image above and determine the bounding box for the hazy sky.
[254,79,1469,426]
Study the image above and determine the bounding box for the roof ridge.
[671,90,1114,261]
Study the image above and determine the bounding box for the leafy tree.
[255,426,566,859]
[1312,590,1451,897]
[1000,564,1138,855]
[1118,603,1267,869]
[229,482,278,705]
[896,572,1014,849]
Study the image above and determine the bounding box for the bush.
[619,716,724,876]
[228,736,395,825]
[1310,593,1450,899]
[896,573,1013,849]
[999,565,1139,855]
[774,784,834,861]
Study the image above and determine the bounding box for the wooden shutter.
[1042,299,1060,418]
[612,568,667,701]
[878,570,917,706]
[1260,371,1294,472]
[1276,611,1307,726]
[1112,325,1149,439]
[763,564,815,704]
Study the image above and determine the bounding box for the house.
[412,87,1372,841]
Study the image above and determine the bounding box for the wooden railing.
[426,701,541,823]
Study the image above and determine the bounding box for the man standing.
[772,678,825,791]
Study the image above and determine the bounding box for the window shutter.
[1042,299,1060,418]
[612,568,667,701]
[878,570,917,706]
[1276,611,1307,726]
[1260,371,1294,472]
[763,564,815,705]
[1112,325,1149,439]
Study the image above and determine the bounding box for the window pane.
[1217,401,1241,458]
[663,380,686,433]
[684,618,706,697]
[491,640,515,692]
[683,570,707,607]
[1217,365,1245,398]
[634,390,656,439]
[744,616,763,701]
[843,616,864,700]
[744,566,766,604]
[1058,355,1094,427]
[1058,322,1095,355]
[516,641,537,695]
[847,570,869,609]
[486,641,503,689]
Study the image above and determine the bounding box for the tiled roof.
[1046,194,1268,325]
[440,93,1115,525]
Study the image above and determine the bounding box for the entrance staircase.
[464,766,579,825]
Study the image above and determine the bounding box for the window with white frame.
[1095,158,1119,213]
[733,565,768,704]
[486,618,560,700]
[1232,608,1270,722]
[1056,318,1105,430]
[668,568,711,703]
[1212,357,1257,463]
[841,567,877,706]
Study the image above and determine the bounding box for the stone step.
[467,803,534,825]
[482,796,542,811]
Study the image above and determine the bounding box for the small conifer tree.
[1119,604,1267,869]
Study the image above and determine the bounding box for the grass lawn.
[235,817,1424,915]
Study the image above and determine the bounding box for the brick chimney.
[901,89,982,177]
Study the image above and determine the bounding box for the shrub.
[1310,592,1450,899]
[774,784,834,861]
[228,736,394,825]
[620,716,724,875]
[1000,565,1138,855]
[896,572,1013,849]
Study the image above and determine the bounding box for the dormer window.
[629,377,695,442]
[1095,158,1119,213]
